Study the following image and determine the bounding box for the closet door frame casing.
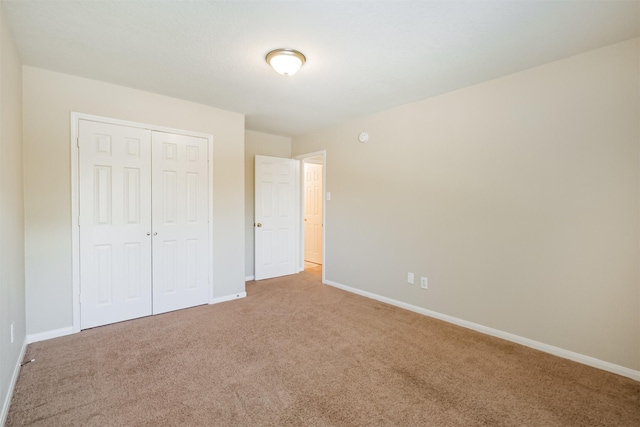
[71,112,214,333]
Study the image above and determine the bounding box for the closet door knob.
[256,223,262,228]
[146,232,151,236]
[153,232,158,236]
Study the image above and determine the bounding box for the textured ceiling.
[3,0,639,137]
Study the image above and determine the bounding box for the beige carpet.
[7,268,640,426]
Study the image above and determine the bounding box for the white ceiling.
[3,0,639,137]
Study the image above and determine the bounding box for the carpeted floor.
[7,267,640,426]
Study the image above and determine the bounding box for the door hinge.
[76,137,80,148]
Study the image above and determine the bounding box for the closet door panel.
[152,131,209,314]
[79,120,152,329]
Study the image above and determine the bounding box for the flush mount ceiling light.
[266,49,306,76]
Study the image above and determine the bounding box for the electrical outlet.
[11,322,14,343]
[421,277,428,289]
[407,272,414,284]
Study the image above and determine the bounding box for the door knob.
[153,232,158,236]
[146,232,151,236]
[256,223,262,227]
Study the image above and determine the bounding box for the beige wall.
[0,5,25,420]
[23,67,245,335]
[244,130,291,277]
[292,38,640,371]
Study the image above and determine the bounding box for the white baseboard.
[210,292,247,305]
[26,326,75,344]
[25,293,249,344]
[324,279,640,382]
[1,337,27,426]
[245,276,255,281]
[23,292,249,347]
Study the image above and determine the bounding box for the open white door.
[304,163,323,264]
[254,155,298,280]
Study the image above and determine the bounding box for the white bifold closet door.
[79,120,209,329]
[151,131,209,314]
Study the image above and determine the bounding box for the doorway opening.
[295,151,326,283]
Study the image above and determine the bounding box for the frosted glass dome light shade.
[266,49,306,76]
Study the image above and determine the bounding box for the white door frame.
[293,150,327,284]
[70,112,214,333]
